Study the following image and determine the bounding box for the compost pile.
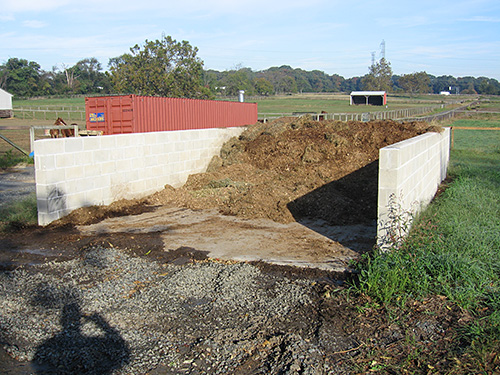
[57,117,441,227]
[146,117,439,225]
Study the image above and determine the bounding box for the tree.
[109,35,211,99]
[71,58,110,94]
[362,58,393,92]
[3,58,43,97]
[220,67,255,96]
[341,76,362,92]
[430,75,456,94]
[254,77,274,95]
[62,63,79,91]
[398,72,431,94]
[477,78,500,95]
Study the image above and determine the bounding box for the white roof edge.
[350,91,386,95]
[0,88,13,97]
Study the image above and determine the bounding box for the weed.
[0,193,38,231]
[377,192,417,251]
[0,150,33,169]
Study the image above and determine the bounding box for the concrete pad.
[78,206,361,272]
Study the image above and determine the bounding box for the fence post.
[30,126,35,153]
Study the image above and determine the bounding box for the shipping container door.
[110,96,134,134]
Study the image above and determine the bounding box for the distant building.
[440,91,451,96]
[350,91,387,106]
[0,88,13,118]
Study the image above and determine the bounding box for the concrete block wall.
[34,127,245,225]
[377,127,450,247]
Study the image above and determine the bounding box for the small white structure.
[350,91,387,106]
[0,88,13,118]
[440,91,451,96]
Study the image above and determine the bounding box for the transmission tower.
[371,51,376,66]
[380,39,386,60]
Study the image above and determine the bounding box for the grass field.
[12,92,468,116]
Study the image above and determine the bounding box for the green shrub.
[0,150,33,169]
[0,194,38,230]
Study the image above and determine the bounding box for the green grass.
[13,97,86,107]
[252,96,448,115]
[354,113,500,368]
[0,150,34,168]
[0,193,38,231]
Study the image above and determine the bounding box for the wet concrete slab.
[78,207,367,272]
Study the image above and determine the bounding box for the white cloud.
[0,13,15,21]
[461,16,500,22]
[0,0,70,12]
[22,20,48,28]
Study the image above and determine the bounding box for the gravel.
[0,166,35,209]
[0,246,349,374]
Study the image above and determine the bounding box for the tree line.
[1,35,499,99]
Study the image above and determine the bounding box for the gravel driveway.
[0,246,352,374]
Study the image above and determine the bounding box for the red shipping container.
[85,95,258,135]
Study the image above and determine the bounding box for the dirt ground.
[1,117,476,374]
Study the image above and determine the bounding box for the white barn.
[0,88,13,118]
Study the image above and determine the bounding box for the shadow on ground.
[288,161,378,252]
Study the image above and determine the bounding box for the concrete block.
[37,155,56,172]
[66,192,86,211]
[64,166,85,181]
[130,157,146,170]
[55,154,75,168]
[94,149,112,162]
[94,174,111,190]
[36,198,49,214]
[111,147,127,161]
[114,133,134,147]
[64,138,84,153]
[38,211,62,226]
[115,159,132,172]
[378,168,399,189]
[78,177,95,192]
[129,180,146,193]
[35,139,65,155]
[83,189,105,206]
[40,168,65,185]
[99,135,117,149]
[100,161,116,175]
[82,137,101,151]
[78,151,95,166]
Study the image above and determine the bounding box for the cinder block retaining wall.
[34,127,245,225]
[377,127,450,246]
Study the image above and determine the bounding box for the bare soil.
[0,118,476,374]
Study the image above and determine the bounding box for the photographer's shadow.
[33,302,130,374]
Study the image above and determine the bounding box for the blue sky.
[1,0,499,79]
